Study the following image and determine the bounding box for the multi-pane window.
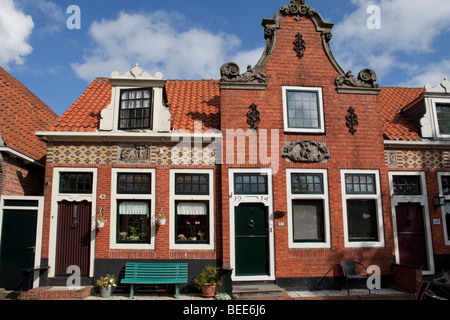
[436,103,450,135]
[115,171,153,244]
[345,174,376,194]
[118,88,152,129]
[287,170,330,248]
[291,173,323,194]
[173,172,213,246]
[392,175,422,195]
[117,173,151,194]
[342,170,383,246]
[59,172,93,194]
[283,86,324,133]
[175,174,209,195]
[234,174,268,195]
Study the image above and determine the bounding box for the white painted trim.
[340,169,385,248]
[229,168,275,282]
[48,167,98,278]
[282,86,325,134]
[35,131,223,141]
[437,172,450,247]
[169,169,215,250]
[388,171,435,275]
[431,99,450,139]
[286,169,331,249]
[0,196,44,289]
[0,146,44,167]
[110,168,156,250]
[384,140,450,148]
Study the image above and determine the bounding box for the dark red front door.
[395,203,428,270]
[56,201,91,276]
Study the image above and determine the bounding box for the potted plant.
[157,212,166,226]
[193,265,222,298]
[128,226,140,240]
[96,212,106,227]
[96,274,116,298]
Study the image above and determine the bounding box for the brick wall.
[41,146,222,265]
[0,154,45,196]
[220,15,394,278]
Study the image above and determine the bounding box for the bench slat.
[121,262,188,299]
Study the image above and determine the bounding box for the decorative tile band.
[47,144,116,165]
[47,143,216,166]
[385,150,450,169]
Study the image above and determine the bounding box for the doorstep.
[19,286,93,300]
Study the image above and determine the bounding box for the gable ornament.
[282,139,330,163]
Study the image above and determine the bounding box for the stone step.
[232,284,284,299]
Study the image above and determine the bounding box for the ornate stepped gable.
[220,0,380,95]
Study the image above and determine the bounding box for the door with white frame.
[229,168,274,281]
[389,172,435,275]
[437,172,450,247]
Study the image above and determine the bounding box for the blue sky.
[2,0,450,116]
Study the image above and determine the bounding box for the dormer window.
[118,88,153,130]
[415,78,450,140]
[99,64,171,133]
[435,103,450,136]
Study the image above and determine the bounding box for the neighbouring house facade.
[0,67,58,289]
[33,0,449,292]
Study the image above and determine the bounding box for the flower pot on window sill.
[97,221,105,228]
[157,218,166,226]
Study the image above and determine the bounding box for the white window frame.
[286,169,330,248]
[110,168,156,250]
[432,99,450,139]
[282,86,325,133]
[437,172,450,246]
[48,167,98,278]
[341,169,385,248]
[169,169,214,250]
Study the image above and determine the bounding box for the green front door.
[235,203,269,276]
[0,209,38,289]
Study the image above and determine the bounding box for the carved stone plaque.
[282,139,330,163]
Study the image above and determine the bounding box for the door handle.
[28,246,36,253]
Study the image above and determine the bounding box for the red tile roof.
[166,80,220,132]
[51,78,221,133]
[380,87,425,141]
[50,77,112,132]
[51,76,426,143]
[0,67,58,161]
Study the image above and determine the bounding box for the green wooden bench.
[121,262,188,299]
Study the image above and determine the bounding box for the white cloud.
[398,59,450,88]
[0,0,34,66]
[331,0,450,82]
[71,10,263,81]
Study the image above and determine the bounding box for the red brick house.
[34,0,449,293]
[0,67,58,289]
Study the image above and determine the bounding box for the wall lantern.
[434,194,446,207]
[275,210,287,218]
